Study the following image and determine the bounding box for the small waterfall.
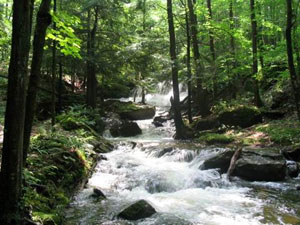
[123,81,188,108]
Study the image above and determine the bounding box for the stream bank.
[22,106,113,225]
[64,97,300,225]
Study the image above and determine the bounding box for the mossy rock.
[118,200,156,220]
[192,117,220,131]
[219,106,262,128]
[104,100,155,120]
[110,121,142,137]
[198,133,234,145]
[59,117,81,131]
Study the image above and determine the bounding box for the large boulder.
[110,121,142,137]
[118,200,156,220]
[218,106,262,128]
[232,149,286,181]
[120,105,156,120]
[200,148,235,173]
[193,117,220,131]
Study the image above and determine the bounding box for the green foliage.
[256,119,300,145]
[56,105,105,134]
[211,99,258,115]
[198,132,234,145]
[46,12,82,58]
[23,108,108,224]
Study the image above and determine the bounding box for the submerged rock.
[118,200,156,220]
[218,106,262,128]
[200,149,235,173]
[91,188,106,199]
[232,149,286,181]
[110,121,142,137]
[153,115,169,124]
[157,147,174,157]
[286,161,299,178]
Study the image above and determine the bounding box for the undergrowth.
[256,118,300,146]
[23,105,112,225]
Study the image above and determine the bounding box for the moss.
[218,105,262,128]
[23,108,112,225]
[256,119,300,146]
[198,133,234,145]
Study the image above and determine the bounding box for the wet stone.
[118,200,156,220]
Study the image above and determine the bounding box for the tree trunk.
[206,0,217,100]
[58,59,63,111]
[286,0,300,121]
[51,0,57,126]
[250,0,263,107]
[86,7,99,109]
[0,0,33,223]
[23,0,52,164]
[184,0,193,123]
[167,0,186,139]
[187,0,210,116]
[229,0,238,99]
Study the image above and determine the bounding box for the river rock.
[286,161,299,178]
[118,200,156,220]
[200,148,235,173]
[120,105,156,120]
[153,115,169,124]
[232,149,286,181]
[157,147,174,157]
[110,121,142,137]
[91,188,106,199]
[218,106,262,128]
[282,147,300,162]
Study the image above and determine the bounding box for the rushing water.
[66,90,300,225]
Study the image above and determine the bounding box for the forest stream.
[65,91,300,225]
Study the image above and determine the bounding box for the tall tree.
[167,0,186,139]
[0,0,33,223]
[187,0,210,116]
[250,0,263,107]
[184,0,193,123]
[51,0,57,126]
[86,7,99,108]
[23,0,52,163]
[286,0,300,120]
[206,0,217,99]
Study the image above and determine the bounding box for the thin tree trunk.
[86,7,99,108]
[187,0,210,116]
[167,0,186,139]
[51,0,57,126]
[58,59,63,111]
[141,0,147,104]
[229,0,237,99]
[250,0,263,107]
[206,0,217,99]
[184,0,193,123]
[0,0,32,223]
[286,0,300,121]
[23,0,52,164]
